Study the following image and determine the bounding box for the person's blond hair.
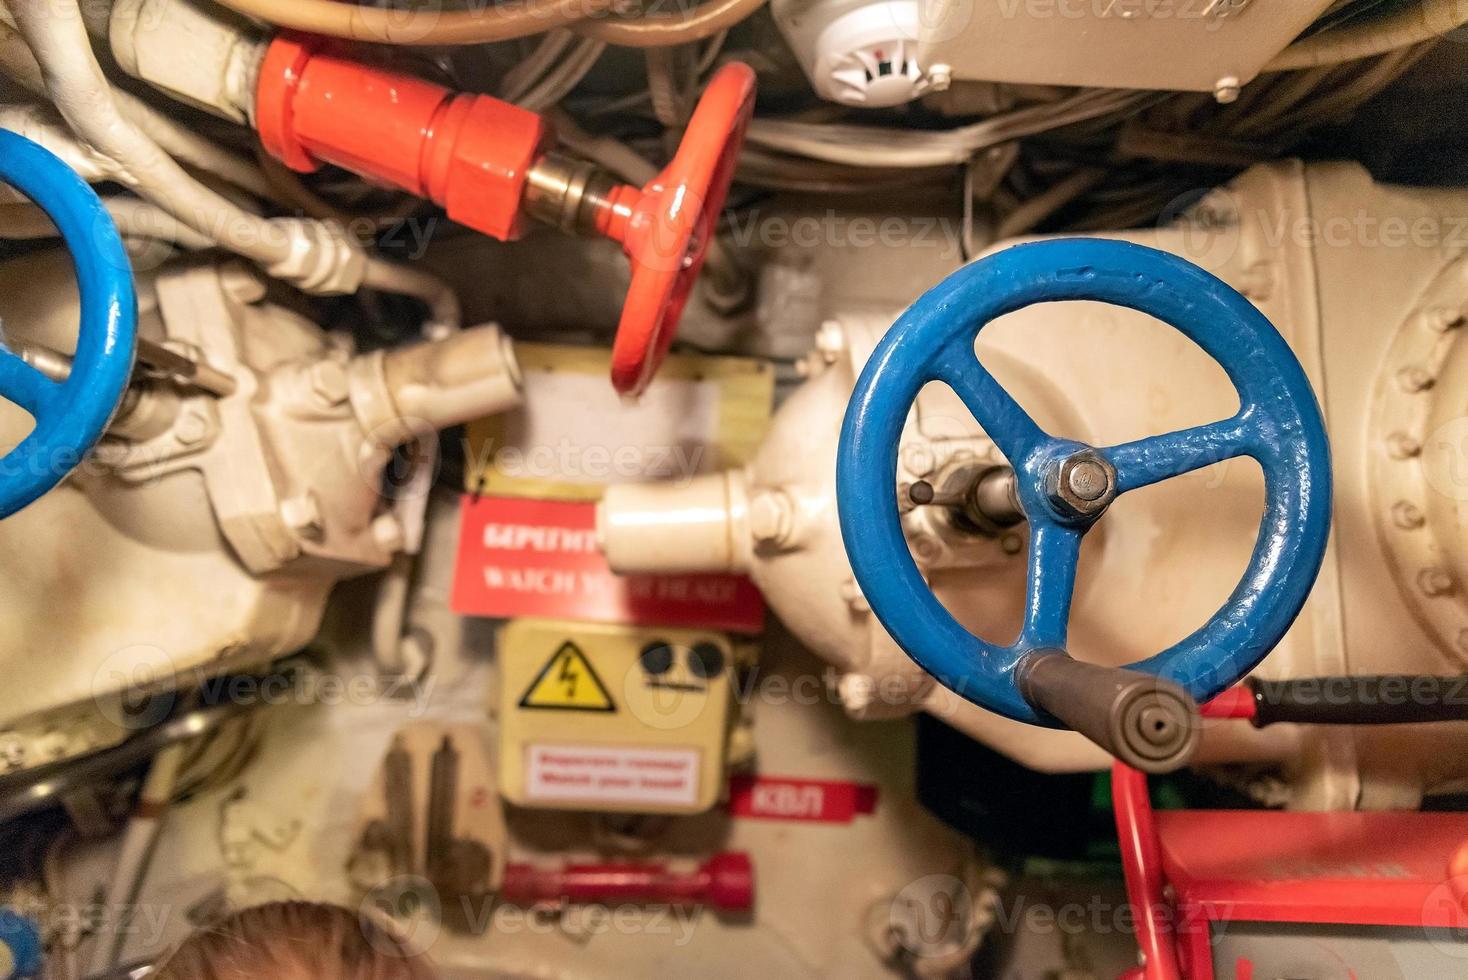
[155,901,435,980]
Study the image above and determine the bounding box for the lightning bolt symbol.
[558,651,581,698]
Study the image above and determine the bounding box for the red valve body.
[501,852,753,912]
[256,36,549,242]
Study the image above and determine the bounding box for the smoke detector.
[774,0,935,108]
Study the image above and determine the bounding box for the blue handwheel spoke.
[932,339,1047,464]
[1104,414,1255,495]
[0,347,56,418]
[1020,521,1082,651]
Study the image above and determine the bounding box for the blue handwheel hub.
[0,130,137,519]
[836,238,1331,725]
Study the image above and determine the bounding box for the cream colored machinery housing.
[601,160,1468,811]
[0,251,522,772]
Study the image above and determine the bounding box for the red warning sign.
[452,495,765,633]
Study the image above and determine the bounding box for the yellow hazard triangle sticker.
[518,641,616,712]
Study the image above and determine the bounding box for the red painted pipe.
[1200,686,1257,721]
[501,852,754,912]
[1112,762,1183,980]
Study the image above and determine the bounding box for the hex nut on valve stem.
[1044,449,1116,520]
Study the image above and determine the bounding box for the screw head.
[1045,449,1117,520]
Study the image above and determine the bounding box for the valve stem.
[906,467,1025,532]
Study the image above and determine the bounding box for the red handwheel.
[595,63,757,396]
[255,40,757,398]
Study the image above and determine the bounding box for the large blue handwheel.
[0,130,137,518]
[837,239,1331,759]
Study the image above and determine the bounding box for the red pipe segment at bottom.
[500,852,754,913]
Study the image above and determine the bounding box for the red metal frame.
[1113,690,1468,980]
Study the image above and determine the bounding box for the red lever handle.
[255,37,755,396]
[500,852,754,912]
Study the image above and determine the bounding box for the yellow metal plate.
[464,344,773,501]
[497,619,735,815]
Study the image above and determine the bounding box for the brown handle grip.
[1016,650,1202,774]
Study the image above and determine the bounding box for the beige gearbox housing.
[917,0,1336,93]
[0,251,522,772]
[601,160,1468,811]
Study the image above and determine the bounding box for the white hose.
[362,258,463,335]
[1266,0,1468,71]
[746,88,1151,168]
[0,22,276,204]
[515,36,605,113]
[0,101,113,186]
[7,0,365,293]
[551,110,660,184]
[499,29,577,104]
[1,196,213,248]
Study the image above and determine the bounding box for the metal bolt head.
[749,490,795,545]
[307,360,350,406]
[927,63,952,93]
[1424,307,1465,333]
[1213,76,1241,104]
[1419,567,1455,598]
[218,260,268,305]
[1045,449,1117,520]
[1391,500,1426,530]
[1396,366,1434,393]
[281,492,324,541]
[1387,432,1422,460]
[371,512,404,552]
[1066,460,1109,501]
[175,410,210,446]
[814,320,846,362]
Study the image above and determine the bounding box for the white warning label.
[524,744,700,807]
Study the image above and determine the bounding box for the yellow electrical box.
[497,619,735,814]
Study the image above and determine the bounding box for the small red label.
[451,495,765,633]
[727,776,879,824]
